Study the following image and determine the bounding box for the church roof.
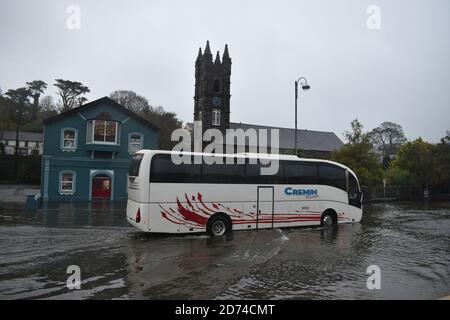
[185,122,343,152]
[230,122,343,152]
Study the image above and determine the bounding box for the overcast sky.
[1,0,449,142]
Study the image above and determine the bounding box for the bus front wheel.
[321,210,337,228]
[207,214,231,237]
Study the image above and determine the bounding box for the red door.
[92,175,111,199]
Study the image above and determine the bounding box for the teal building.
[41,97,158,202]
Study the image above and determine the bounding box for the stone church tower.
[194,41,231,135]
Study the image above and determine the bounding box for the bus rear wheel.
[321,210,337,228]
[207,214,231,237]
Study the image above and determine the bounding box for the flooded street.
[0,201,449,299]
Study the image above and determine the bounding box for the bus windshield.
[129,153,144,177]
[348,172,362,208]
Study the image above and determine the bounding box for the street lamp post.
[294,76,310,156]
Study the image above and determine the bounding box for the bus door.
[257,186,274,229]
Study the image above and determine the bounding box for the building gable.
[43,96,159,132]
[42,97,159,160]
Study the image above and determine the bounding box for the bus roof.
[136,149,359,179]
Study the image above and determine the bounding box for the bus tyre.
[321,210,337,228]
[207,214,231,237]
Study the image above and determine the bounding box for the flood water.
[0,201,448,299]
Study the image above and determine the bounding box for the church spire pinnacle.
[202,40,212,62]
[223,44,230,59]
[215,51,221,64]
[204,40,211,55]
[197,47,203,60]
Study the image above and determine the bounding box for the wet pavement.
[0,201,449,299]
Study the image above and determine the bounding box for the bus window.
[318,164,346,191]
[246,161,284,184]
[202,159,245,184]
[245,163,262,184]
[150,154,201,183]
[129,153,143,177]
[284,161,319,184]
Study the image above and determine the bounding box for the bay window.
[87,120,119,144]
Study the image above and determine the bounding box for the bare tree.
[54,79,90,113]
[39,95,56,112]
[110,89,183,150]
[109,90,150,113]
[368,121,407,162]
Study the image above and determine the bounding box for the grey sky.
[1,0,449,142]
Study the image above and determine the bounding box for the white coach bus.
[127,150,362,237]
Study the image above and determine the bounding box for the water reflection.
[0,244,129,300]
[0,201,129,228]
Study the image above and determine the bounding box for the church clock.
[212,96,221,107]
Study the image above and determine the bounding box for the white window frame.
[59,170,76,195]
[61,127,78,151]
[212,109,221,126]
[86,120,119,145]
[128,132,144,154]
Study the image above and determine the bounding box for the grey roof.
[43,97,159,131]
[230,122,343,151]
[0,130,43,142]
[185,122,343,152]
